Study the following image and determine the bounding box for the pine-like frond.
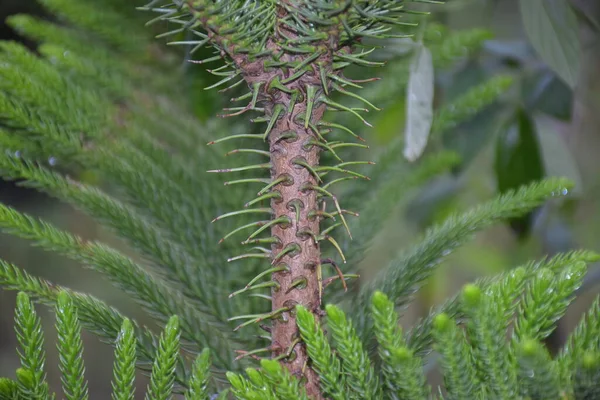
[359,73,514,197]
[514,262,586,341]
[1,12,257,312]
[55,292,89,400]
[0,202,237,369]
[429,28,492,68]
[407,250,600,357]
[1,0,600,399]
[3,293,217,398]
[357,24,493,113]
[433,313,482,399]
[372,291,429,399]
[227,369,277,400]
[0,155,231,332]
[0,0,263,382]
[559,294,600,396]
[355,178,574,338]
[342,151,460,267]
[185,349,213,400]
[38,0,152,58]
[145,316,180,400]
[111,319,137,400]
[326,304,380,399]
[515,339,561,399]
[572,353,600,400]
[431,75,515,136]
[259,359,310,400]
[296,306,346,400]
[461,284,517,398]
[0,259,191,387]
[0,378,19,400]
[14,293,52,399]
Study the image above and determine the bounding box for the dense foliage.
[0,0,598,399]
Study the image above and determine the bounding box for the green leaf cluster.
[294,263,600,399]
[1,292,210,400]
[0,0,598,399]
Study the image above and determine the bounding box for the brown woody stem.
[226,5,337,398]
[268,97,328,398]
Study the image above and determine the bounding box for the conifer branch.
[0,259,191,388]
[407,250,600,357]
[355,178,575,340]
[1,0,600,399]
[0,203,238,370]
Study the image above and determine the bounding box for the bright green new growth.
[433,312,481,399]
[111,319,137,400]
[372,291,429,398]
[296,306,346,400]
[185,349,212,400]
[14,292,52,399]
[55,292,89,400]
[326,304,380,399]
[5,292,188,400]
[462,284,517,398]
[145,316,181,400]
[0,0,599,398]
[516,339,561,400]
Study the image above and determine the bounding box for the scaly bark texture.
[146,1,399,397]
[268,101,328,398]
[231,36,332,400]
[226,6,336,397]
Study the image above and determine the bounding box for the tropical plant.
[0,0,599,399]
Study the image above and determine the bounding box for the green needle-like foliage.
[296,306,345,400]
[572,353,600,400]
[326,304,380,399]
[430,75,515,136]
[145,316,181,400]
[514,263,586,341]
[185,350,212,400]
[462,284,517,398]
[433,313,482,400]
[342,150,462,268]
[0,202,235,368]
[55,292,89,400]
[515,339,561,400]
[5,292,202,400]
[355,178,574,340]
[372,291,429,399]
[14,293,52,399]
[0,259,191,387]
[111,319,137,400]
[0,0,599,398]
[0,378,19,400]
[259,359,310,400]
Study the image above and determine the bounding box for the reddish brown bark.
[216,3,337,397]
[268,132,321,396]
[268,100,328,398]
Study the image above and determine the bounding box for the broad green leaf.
[494,108,545,238]
[519,0,581,88]
[524,71,573,121]
[438,70,513,172]
[404,43,434,162]
[569,1,600,32]
[484,39,532,63]
[533,113,583,196]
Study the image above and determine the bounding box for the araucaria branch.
[143,0,417,396]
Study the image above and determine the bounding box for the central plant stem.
[227,5,338,397]
[146,0,417,398]
[268,93,328,397]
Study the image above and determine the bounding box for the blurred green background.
[1,0,600,397]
